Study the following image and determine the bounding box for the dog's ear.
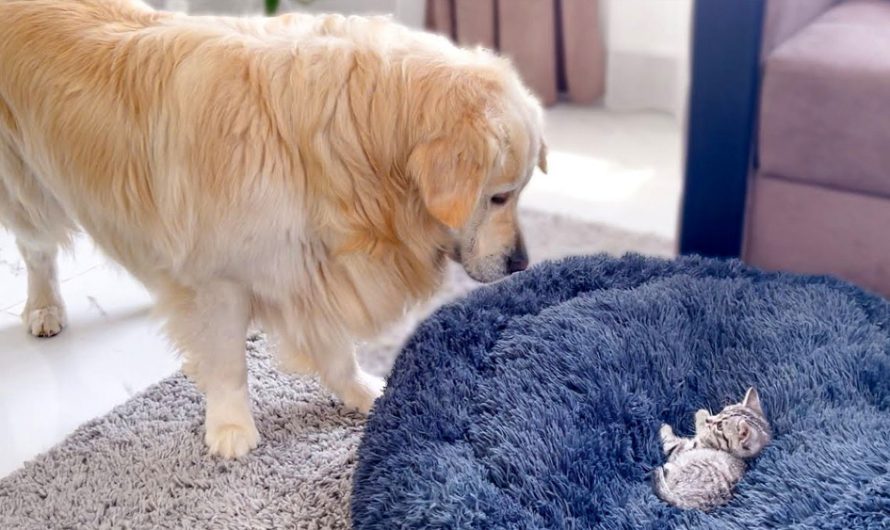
[537,141,549,174]
[408,121,492,230]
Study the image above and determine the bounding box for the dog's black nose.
[506,241,529,274]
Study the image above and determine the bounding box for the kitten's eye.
[491,192,512,206]
[715,422,723,432]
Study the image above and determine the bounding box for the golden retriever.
[0,0,546,458]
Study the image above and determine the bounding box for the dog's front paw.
[340,372,386,414]
[24,305,67,338]
[205,420,260,459]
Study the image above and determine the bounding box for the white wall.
[603,0,693,121]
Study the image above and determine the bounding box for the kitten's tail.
[652,467,681,507]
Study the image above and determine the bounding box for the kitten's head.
[703,387,772,459]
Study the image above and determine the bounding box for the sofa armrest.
[762,0,840,56]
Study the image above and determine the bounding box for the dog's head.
[407,60,547,283]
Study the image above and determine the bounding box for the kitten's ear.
[743,387,764,416]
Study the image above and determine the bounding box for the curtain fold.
[426,0,605,106]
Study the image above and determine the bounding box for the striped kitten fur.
[653,387,772,511]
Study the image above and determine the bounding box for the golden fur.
[0,0,546,457]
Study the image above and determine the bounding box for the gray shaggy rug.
[0,210,671,529]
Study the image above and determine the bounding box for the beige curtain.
[426,0,605,106]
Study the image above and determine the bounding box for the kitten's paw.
[695,409,710,425]
[659,424,674,441]
[25,305,67,338]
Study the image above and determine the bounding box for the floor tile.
[0,267,179,477]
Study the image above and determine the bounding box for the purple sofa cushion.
[761,0,840,57]
[746,172,890,296]
[759,0,890,197]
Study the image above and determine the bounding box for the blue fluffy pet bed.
[351,255,890,529]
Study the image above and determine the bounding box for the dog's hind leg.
[0,127,72,337]
[16,239,66,337]
[161,280,259,458]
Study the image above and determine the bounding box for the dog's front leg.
[317,341,386,414]
[171,281,258,458]
[293,326,385,413]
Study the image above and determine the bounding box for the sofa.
[743,0,890,296]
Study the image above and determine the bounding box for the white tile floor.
[0,237,181,477]
[0,106,684,477]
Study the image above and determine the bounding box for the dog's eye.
[491,193,512,206]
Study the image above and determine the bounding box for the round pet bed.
[352,255,890,529]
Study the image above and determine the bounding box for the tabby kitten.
[653,387,772,511]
